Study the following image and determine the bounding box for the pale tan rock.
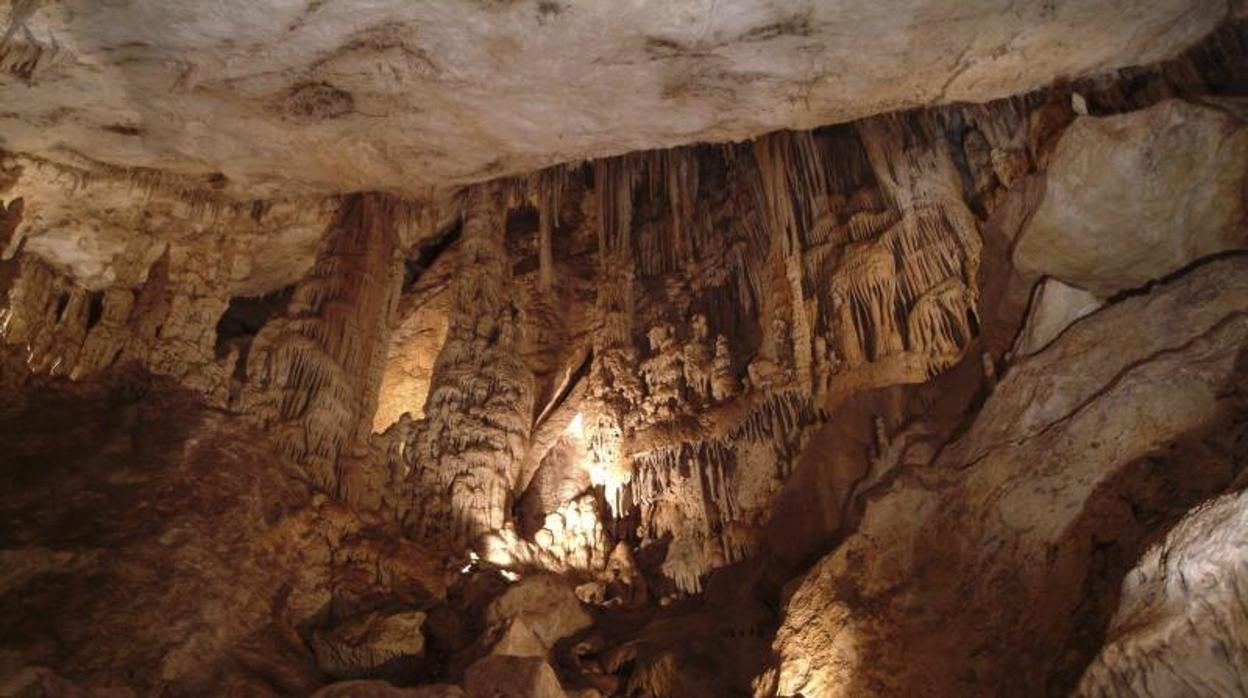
[464,656,564,698]
[1011,277,1103,357]
[484,575,593,651]
[1074,490,1248,697]
[1015,100,1248,296]
[0,1,1220,200]
[488,618,548,660]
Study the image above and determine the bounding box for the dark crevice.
[404,219,463,293]
[85,291,104,331]
[213,285,295,378]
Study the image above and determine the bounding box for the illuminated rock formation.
[402,187,536,543]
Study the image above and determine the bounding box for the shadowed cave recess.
[1,3,1248,697]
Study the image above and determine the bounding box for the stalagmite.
[403,185,535,544]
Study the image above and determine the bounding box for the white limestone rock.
[1074,490,1248,697]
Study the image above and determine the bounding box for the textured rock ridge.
[1074,489,1248,697]
[769,256,1248,697]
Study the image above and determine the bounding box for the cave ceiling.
[0,0,1228,198]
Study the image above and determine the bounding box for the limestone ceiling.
[0,0,1229,202]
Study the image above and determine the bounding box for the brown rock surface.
[0,364,447,696]
[463,655,564,698]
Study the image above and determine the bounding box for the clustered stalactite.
[0,238,235,398]
[1,88,996,596]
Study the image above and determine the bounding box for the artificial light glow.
[567,412,584,439]
[459,551,482,574]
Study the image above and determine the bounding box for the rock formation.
[1,6,1247,698]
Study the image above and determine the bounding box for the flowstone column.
[405,186,535,544]
[240,193,402,497]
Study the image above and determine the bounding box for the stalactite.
[621,388,818,591]
[664,147,699,268]
[72,288,133,379]
[806,112,983,386]
[1,196,22,259]
[0,241,232,391]
[528,166,570,293]
[117,240,236,402]
[1,257,77,370]
[751,131,828,394]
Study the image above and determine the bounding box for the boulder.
[484,575,592,651]
[1015,99,1248,296]
[463,656,564,698]
[489,618,548,659]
